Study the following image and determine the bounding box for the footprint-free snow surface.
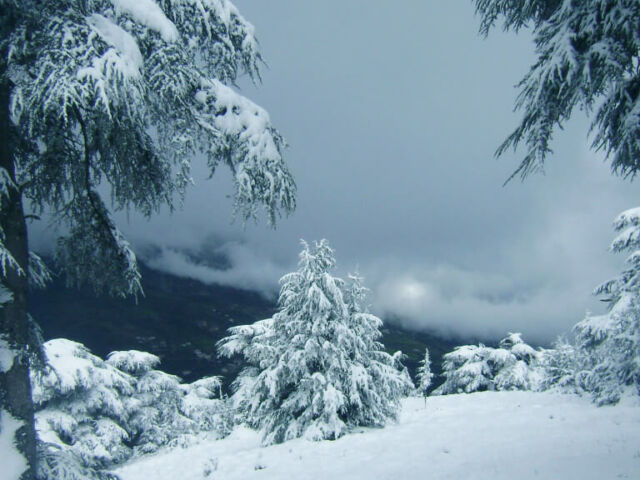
[115,391,640,480]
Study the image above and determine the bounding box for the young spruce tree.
[435,333,540,395]
[0,1,295,478]
[218,240,412,445]
[415,348,434,399]
[573,208,640,404]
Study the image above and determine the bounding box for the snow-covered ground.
[115,391,640,480]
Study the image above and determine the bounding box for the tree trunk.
[0,79,36,479]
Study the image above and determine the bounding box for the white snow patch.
[106,350,160,374]
[195,79,281,162]
[146,243,283,298]
[110,0,179,43]
[614,207,640,228]
[114,392,640,480]
[36,339,97,394]
[87,13,143,79]
[0,409,28,480]
[0,336,15,373]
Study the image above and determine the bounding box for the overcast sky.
[33,2,639,344]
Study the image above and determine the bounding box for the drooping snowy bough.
[218,240,413,445]
[474,0,640,181]
[8,0,295,297]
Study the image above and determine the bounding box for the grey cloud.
[29,1,640,346]
[367,261,588,344]
[143,242,286,299]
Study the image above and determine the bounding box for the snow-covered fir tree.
[435,333,540,395]
[342,272,414,425]
[415,348,434,397]
[0,1,295,476]
[492,333,541,391]
[218,240,413,445]
[33,339,231,477]
[572,208,640,404]
[474,0,640,181]
[435,344,493,395]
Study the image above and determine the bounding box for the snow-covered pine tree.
[342,272,414,426]
[415,348,434,398]
[572,207,640,404]
[492,332,541,391]
[434,333,540,395]
[218,240,412,445]
[434,344,493,395]
[474,0,640,181]
[0,2,295,476]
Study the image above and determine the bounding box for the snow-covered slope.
[115,391,640,480]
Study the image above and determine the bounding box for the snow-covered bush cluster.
[218,240,414,445]
[434,208,640,405]
[434,333,541,395]
[33,339,231,474]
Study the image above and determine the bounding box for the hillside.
[115,391,640,480]
[30,263,461,388]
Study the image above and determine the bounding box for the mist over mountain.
[30,261,471,388]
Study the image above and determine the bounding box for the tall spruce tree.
[218,240,412,445]
[0,1,295,478]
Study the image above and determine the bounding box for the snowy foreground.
[115,392,640,480]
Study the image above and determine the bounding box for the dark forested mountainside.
[30,262,461,388]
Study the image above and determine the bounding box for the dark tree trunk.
[0,78,36,479]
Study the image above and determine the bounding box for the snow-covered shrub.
[106,350,192,454]
[538,338,589,394]
[181,377,232,437]
[33,339,230,471]
[218,240,413,445]
[492,333,542,391]
[33,339,134,468]
[434,333,541,395]
[38,444,117,480]
[435,344,493,395]
[574,308,640,405]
